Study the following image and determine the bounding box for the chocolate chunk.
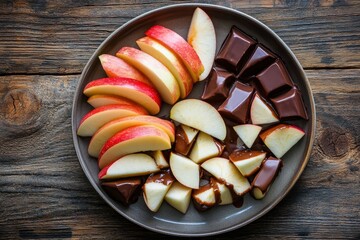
[215,26,257,73]
[101,178,143,206]
[270,86,308,120]
[254,59,293,97]
[201,68,236,102]
[145,169,174,186]
[218,82,255,124]
[251,157,282,199]
[237,44,276,81]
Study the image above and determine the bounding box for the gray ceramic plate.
[72,3,316,237]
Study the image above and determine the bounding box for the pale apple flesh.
[170,99,226,141]
[189,132,224,164]
[260,124,305,158]
[192,184,218,211]
[169,152,200,189]
[88,115,175,158]
[98,153,159,180]
[116,47,180,105]
[136,36,193,98]
[98,125,171,169]
[187,7,216,81]
[213,180,233,205]
[99,54,153,86]
[83,77,161,114]
[145,25,204,82]
[152,150,170,169]
[77,104,148,137]
[233,124,262,148]
[251,94,279,125]
[229,151,266,177]
[165,181,192,214]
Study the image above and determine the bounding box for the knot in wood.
[0,88,42,136]
[318,127,349,158]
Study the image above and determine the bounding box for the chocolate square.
[215,26,257,73]
[270,86,308,120]
[252,157,282,193]
[201,68,236,101]
[101,178,143,206]
[237,44,276,81]
[218,82,255,124]
[254,59,293,97]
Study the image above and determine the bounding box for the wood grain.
[0,69,359,239]
[0,0,359,75]
[0,0,359,239]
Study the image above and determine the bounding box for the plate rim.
[71,3,316,237]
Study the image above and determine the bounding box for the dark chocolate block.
[237,44,276,81]
[270,86,308,120]
[218,82,255,124]
[201,68,236,101]
[254,59,293,97]
[101,178,143,206]
[215,26,257,73]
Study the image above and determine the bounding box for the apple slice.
[212,180,233,205]
[83,77,161,114]
[77,104,148,137]
[152,150,169,169]
[201,157,251,196]
[229,150,266,177]
[192,183,218,211]
[187,7,216,81]
[98,125,171,169]
[99,54,153,86]
[250,94,279,125]
[98,153,159,180]
[87,94,138,108]
[233,124,262,148]
[143,170,174,212]
[169,152,200,189]
[145,25,204,82]
[116,47,180,105]
[170,99,226,140]
[260,124,305,158]
[136,37,193,98]
[189,132,224,164]
[88,115,175,158]
[174,124,199,156]
[165,181,192,214]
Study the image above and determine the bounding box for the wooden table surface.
[1,1,359,239]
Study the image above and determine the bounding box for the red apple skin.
[78,104,148,126]
[145,25,204,82]
[98,125,170,165]
[87,94,138,108]
[99,54,153,86]
[260,124,305,140]
[83,77,161,114]
[98,164,111,179]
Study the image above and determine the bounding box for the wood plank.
[0,69,359,238]
[0,0,359,75]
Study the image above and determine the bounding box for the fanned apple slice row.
[83,77,161,115]
[87,94,138,108]
[88,115,175,158]
[145,25,204,82]
[187,7,216,81]
[170,152,200,189]
[98,153,159,180]
[77,104,148,137]
[170,99,226,140]
[98,125,171,169]
[136,37,193,99]
[99,54,153,86]
[201,157,251,196]
[260,124,305,158]
[116,47,180,105]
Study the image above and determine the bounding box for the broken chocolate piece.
[201,68,236,101]
[270,86,308,120]
[218,82,255,124]
[215,26,257,73]
[251,157,282,199]
[101,178,143,206]
[254,59,293,97]
[237,44,276,80]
